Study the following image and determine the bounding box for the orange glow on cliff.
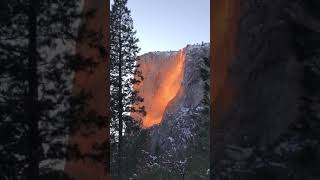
[134,50,185,128]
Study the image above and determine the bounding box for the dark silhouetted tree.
[110,0,145,179]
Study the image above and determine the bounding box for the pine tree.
[0,0,102,179]
[110,0,145,179]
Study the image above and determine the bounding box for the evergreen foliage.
[0,0,106,179]
[110,0,146,179]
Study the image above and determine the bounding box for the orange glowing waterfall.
[134,49,186,128]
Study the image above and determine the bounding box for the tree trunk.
[26,0,40,179]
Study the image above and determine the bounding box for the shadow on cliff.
[211,0,320,179]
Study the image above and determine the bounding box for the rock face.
[134,50,185,128]
[135,43,209,157]
[213,0,301,160]
[212,0,320,179]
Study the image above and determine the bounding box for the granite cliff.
[133,43,209,163]
[212,0,320,179]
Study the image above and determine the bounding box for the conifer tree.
[0,0,104,179]
[110,0,145,179]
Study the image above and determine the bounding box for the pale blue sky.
[126,0,210,55]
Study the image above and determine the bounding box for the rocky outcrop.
[151,44,209,155]
[135,44,209,160]
[134,50,185,128]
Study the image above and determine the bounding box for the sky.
[126,0,210,55]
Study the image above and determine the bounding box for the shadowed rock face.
[210,0,240,176]
[213,0,300,155]
[211,0,320,179]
